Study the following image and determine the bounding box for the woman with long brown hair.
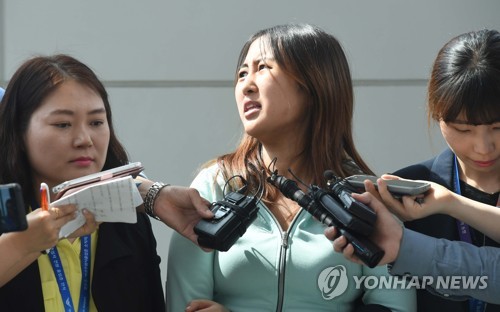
[167,23,415,312]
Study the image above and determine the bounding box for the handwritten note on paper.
[51,176,143,238]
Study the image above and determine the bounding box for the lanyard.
[453,155,491,312]
[48,235,91,312]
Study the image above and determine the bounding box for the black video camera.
[0,183,28,234]
[267,169,384,268]
[194,184,259,252]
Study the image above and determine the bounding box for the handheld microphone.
[267,174,335,226]
[267,171,384,268]
[324,170,377,225]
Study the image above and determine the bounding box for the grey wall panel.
[353,85,447,175]
[3,1,500,81]
[0,0,4,83]
[109,87,241,185]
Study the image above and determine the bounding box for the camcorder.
[267,169,384,268]
[194,182,260,252]
[0,183,28,234]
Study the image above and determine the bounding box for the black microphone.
[324,170,377,225]
[267,174,335,226]
[267,171,384,268]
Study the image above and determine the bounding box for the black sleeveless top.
[459,181,500,249]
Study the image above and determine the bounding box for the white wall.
[2,0,499,292]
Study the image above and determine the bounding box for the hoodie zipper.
[275,231,288,312]
[263,206,303,312]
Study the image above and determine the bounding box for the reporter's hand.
[22,204,77,253]
[378,175,453,221]
[324,192,403,266]
[185,299,230,312]
[65,208,99,239]
[325,227,365,265]
[363,178,382,202]
[153,185,213,246]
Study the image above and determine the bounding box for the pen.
[40,183,50,211]
[40,183,53,254]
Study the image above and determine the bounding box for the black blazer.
[394,148,500,312]
[0,212,165,312]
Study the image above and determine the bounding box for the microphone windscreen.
[323,170,335,180]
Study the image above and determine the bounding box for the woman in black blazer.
[0,54,165,311]
[394,30,500,312]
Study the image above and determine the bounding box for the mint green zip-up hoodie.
[167,165,416,312]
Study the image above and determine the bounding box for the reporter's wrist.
[391,224,404,263]
[443,191,461,217]
[144,182,170,220]
[3,231,44,259]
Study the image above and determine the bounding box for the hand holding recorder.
[325,190,404,266]
[343,174,430,197]
[193,176,260,252]
[372,174,500,241]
